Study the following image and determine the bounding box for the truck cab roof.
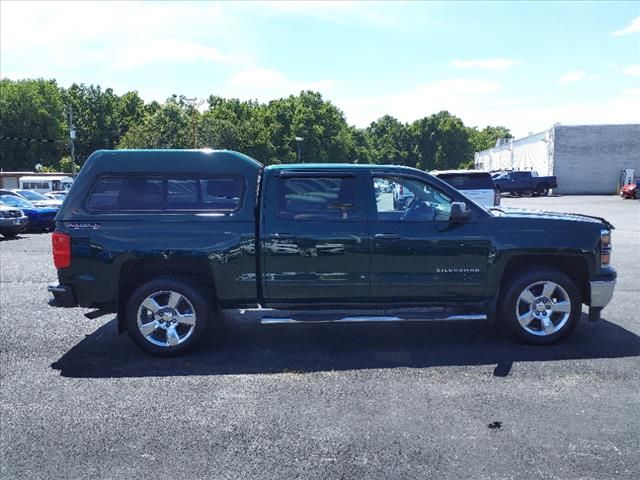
[266,163,426,175]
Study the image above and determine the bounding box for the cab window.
[87,177,164,211]
[277,176,361,221]
[373,175,452,222]
[87,175,243,213]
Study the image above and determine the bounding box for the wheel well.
[501,255,589,303]
[116,257,217,333]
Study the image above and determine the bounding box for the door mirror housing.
[450,202,471,223]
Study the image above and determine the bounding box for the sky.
[1,0,639,137]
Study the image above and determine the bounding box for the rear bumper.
[0,216,29,233]
[47,284,77,307]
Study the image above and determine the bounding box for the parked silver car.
[0,203,29,238]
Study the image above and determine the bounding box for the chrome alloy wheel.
[515,280,572,336]
[136,290,197,347]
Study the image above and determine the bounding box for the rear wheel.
[536,184,549,196]
[499,267,582,345]
[126,277,212,356]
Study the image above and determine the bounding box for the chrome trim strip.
[260,314,487,325]
[590,280,616,308]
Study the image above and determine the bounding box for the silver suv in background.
[432,170,500,207]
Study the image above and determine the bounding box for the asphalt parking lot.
[1,195,639,479]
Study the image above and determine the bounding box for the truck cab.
[49,150,616,356]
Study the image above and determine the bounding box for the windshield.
[0,195,32,208]
[16,190,49,201]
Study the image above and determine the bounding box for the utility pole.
[68,105,77,177]
[295,136,304,162]
[185,98,204,148]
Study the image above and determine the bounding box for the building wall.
[0,176,20,189]
[475,124,640,194]
[474,131,551,175]
[553,124,640,194]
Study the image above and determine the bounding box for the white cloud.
[622,88,640,97]
[228,69,288,89]
[259,1,402,28]
[0,1,250,75]
[613,16,640,37]
[622,64,640,76]
[556,70,599,83]
[111,40,243,71]
[223,68,335,102]
[332,79,639,138]
[451,59,520,71]
[337,78,502,127]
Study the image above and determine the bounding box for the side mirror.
[450,202,471,223]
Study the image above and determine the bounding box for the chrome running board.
[260,314,486,325]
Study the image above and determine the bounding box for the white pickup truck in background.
[431,170,500,208]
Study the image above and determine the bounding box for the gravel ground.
[1,195,638,479]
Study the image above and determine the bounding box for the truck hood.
[490,207,614,230]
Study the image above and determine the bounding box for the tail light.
[600,230,612,266]
[494,189,501,206]
[52,232,71,269]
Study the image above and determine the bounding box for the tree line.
[0,78,512,172]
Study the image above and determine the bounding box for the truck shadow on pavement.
[51,313,640,378]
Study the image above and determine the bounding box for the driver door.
[369,174,491,301]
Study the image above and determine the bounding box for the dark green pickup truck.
[48,149,616,355]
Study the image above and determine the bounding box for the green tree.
[0,79,66,170]
[289,91,353,164]
[116,91,147,139]
[346,126,374,164]
[117,99,192,149]
[366,115,415,166]
[58,155,78,173]
[468,125,512,153]
[200,96,276,164]
[1,76,515,173]
[411,111,473,171]
[64,84,122,164]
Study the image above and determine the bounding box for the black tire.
[1,231,18,239]
[125,277,213,356]
[536,184,549,197]
[498,267,582,345]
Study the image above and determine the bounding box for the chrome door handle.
[374,233,401,239]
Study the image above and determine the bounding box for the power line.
[0,136,63,143]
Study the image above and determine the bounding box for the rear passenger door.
[261,171,371,302]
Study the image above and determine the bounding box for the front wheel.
[126,277,212,356]
[499,267,582,345]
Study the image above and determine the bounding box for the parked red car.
[620,180,639,199]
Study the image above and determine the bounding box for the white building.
[474,124,640,194]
